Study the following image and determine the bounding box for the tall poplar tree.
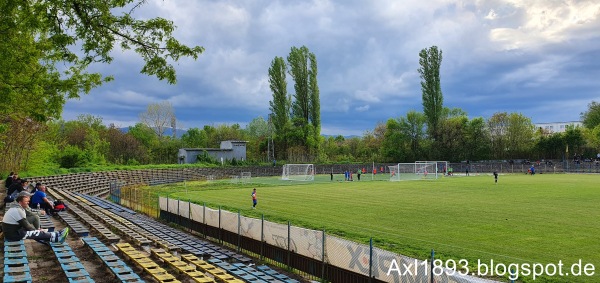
[287,46,321,150]
[268,56,289,136]
[418,46,444,141]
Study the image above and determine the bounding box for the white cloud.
[355,105,370,112]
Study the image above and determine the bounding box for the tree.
[563,125,585,156]
[381,118,407,162]
[506,113,535,157]
[487,112,509,159]
[287,46,321,153]
[399,111,427,158]
[1,1,202,172]
[464,117,490,161]
[128,123,158,149]
[0,116,46,173]
[181,128,207,148]
[268,57,290,135]
[437,115,468,161]
[418,46,444,141]
[581,101,600,129]
[487,112,534,159]
[246,117,269,138]
[104,126,149,165]
[139,101,176,138]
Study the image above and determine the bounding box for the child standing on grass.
[251,188,257,209]
[493,171,498,184]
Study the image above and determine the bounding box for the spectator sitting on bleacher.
[18,191,44,229]
[5,171,16,189]
[30,185,55,215]
[4,178,28,206]
[2,195,69,243]
[7,178,28,197]
[30,182,42,194]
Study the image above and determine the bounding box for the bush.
[57,145,88,168]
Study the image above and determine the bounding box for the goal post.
[390,162,439,181]
[241,172,251,184]
[388,164,401,181]
[282,164,315,181]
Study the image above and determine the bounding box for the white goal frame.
[389,162,439,180]
[241,172,251,184]
[282,164,315,181]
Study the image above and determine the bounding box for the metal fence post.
[177,198,181,226]
[430,249,435,283]
[321,229,326,283]
[287,221,291,268]
[260,214,264,261]
[237,210,241,253]
[203,202,206,238]
[188,199,191,232]
[218,206,222,244]
[369,238,373,283]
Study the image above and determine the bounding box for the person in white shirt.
[1,195,68,243]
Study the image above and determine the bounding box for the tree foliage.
[287,46,321,155]
[1,0,203,173]
[268,57,289,135]
[418,46,444,140]
[268,46,321,161]
[581,101,600,129]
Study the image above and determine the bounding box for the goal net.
[417,161,448,176]
[241,172,251,184]
[390,162,439,181]
[282,164,315,181]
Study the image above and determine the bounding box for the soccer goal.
[241,172,251,184]
[390,162,439,181]
[282,164,315,181]
[417,161,448,176]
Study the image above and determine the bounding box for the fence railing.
[154,197,495,283]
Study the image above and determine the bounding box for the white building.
[178,140,248,164]
[534,121,582,133]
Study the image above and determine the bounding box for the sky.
[62,0,600,136]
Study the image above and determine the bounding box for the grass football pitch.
[158,173,599,282]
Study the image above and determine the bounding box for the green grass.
[156,174,600,282]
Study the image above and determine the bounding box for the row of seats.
[4,240,32,283]
[51,188,303,283]
[56,211,89,237]
[81,237,143,283]
[27,166,251,197]
[209,258,300,283]
[151,248,218,283]
[80,194,301,283]
[50,190,122,242]
[116,242,181,283]
[180,253,242,282]
[50,242,94,283]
